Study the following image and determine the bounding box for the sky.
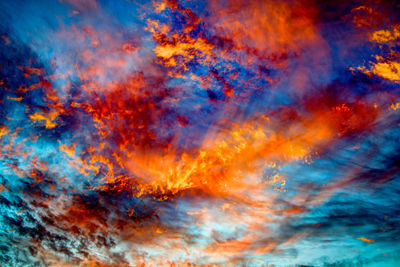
[0,0,400,266]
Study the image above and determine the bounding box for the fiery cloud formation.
[0,0,400,266]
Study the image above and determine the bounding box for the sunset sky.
[0,0,400,266]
